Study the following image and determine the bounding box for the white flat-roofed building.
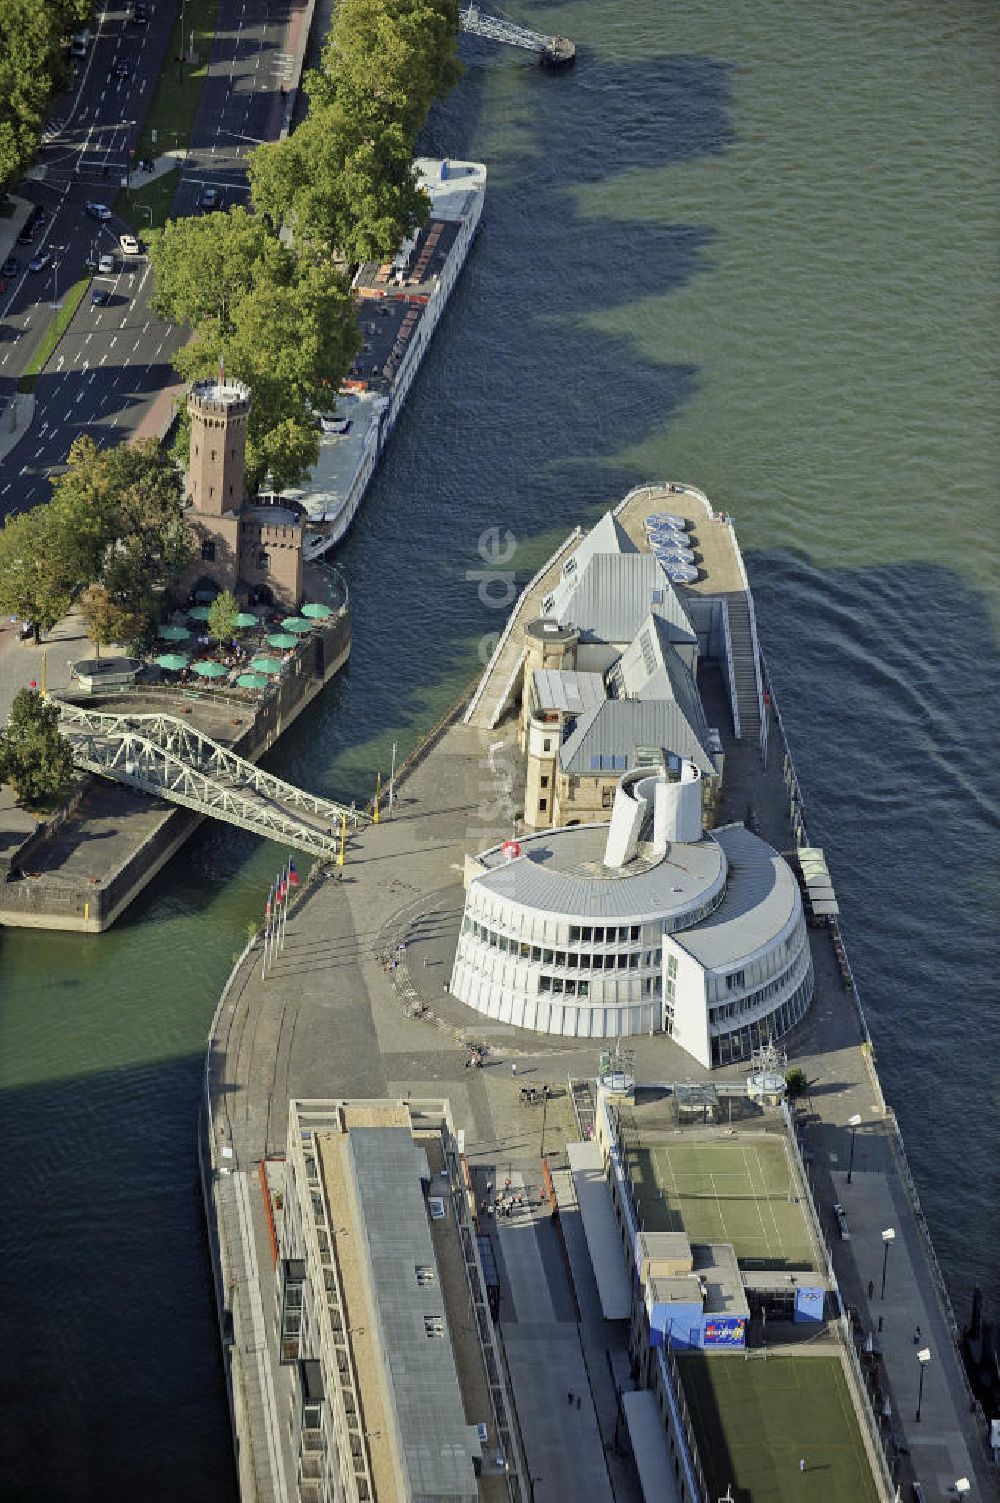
[450,765,812,1067]
[278,1098,525,1502]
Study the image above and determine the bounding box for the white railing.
[720,598,741,741]
[462,526,582,724]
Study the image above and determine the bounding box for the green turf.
[18,278,90,392]
[118,169,182,234]
[626,1141,815,1268]
[135,0,221,162]
[679,1354,880,1503]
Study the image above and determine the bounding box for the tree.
[49,435,192,619]
[784,1068,809,1099]
[78,583,144,661]
[207,589,239,644]
[0,687,77,808]
[0,506,76,638]
[149,207,293,335]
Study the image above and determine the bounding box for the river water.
[1,1,997,1495]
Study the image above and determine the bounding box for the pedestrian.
[465,1055,471,1069]
[567,1392,573,1405]
[486,1180,493,1195]
[576,1396,581,1410]
[799,1457,806,1473]
[913,1325,921,1345]
[511,1062,517,1077]
[868,1279,874,1299]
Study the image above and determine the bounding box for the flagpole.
[373,770,381,824]
[280,859,290,951]
[268,876,280,970]
[388,741,397,819]
[261,884,271,980]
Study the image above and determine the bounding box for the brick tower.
[187,378,251,516]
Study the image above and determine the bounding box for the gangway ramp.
[459,4,575,66]
[51,699,369,860]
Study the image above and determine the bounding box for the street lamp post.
[847,1112,862,1185]
[916,1347,931,1422]
[880,1227,896,1300]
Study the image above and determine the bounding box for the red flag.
[288,858,300,888]
[219,353,225,385]
[276,876,286,903]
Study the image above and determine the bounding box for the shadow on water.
[751,549,1000,1317]
[0,1055,237,1503]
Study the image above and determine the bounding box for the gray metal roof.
[348,1127,476,1499]
[549,552,696,647]
[474,823,725,921]
[613,613,713,742]
[559,698,717,778]
[531,668,607,715]
[671,823,802,970]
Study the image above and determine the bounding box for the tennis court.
[625,1139,815,1267]
[678,1353,881,1503]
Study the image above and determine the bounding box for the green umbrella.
[281,616,313,634]
[234,612,258,629]
[300,601,332,619]
[236,672,269,690]
[192,659,228,678]
[267,632,298,650]
[156,652,189,671]
[250,655,283,675]
[188,605,212,622]
[157,623,191,642]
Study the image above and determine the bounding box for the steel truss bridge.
[459,4,569,58]
[51,699,370,859]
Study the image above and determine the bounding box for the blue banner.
[794,1287,825,1323]
[701,1316,746,1347]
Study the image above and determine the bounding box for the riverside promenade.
[203,495,997,1502]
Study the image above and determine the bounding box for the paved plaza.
[205,680,996,1500]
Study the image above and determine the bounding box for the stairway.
[725,594,762,744]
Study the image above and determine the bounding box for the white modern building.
[450,763,813,1067]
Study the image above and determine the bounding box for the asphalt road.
[0,0,302,519]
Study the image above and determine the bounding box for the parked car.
[1,257,19,278]
[86,201,112,221]
[91,287,111,306]
[17,208,44,244]
[199,186,219,211]
[98,252,115,275]
[119,233,140,256]
[28,251,52,274]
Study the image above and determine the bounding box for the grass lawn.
[118,169,182,234]
[626,1140,815,1269]
[679,1354,880,1503]
[135,0,221,162]
[18,278,89,392]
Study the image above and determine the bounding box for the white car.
[119,233,140,256]
[98,252,115,275]
[86,201,112,222]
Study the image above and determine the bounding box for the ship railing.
[745,586,768,765]
[463,526,583,725]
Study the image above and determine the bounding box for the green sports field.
[626,1140,815,1268]
[678,1354,880,1503]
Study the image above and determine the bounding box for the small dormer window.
[563,557,576,577]
[542,593,555,613]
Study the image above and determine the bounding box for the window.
[563,556,577,577]
[602,787,614,809]
[541,775,549,788]
[201,539,216,562]
[415,1265,435,1287]
[210,449,216,462]
[539,798,547,811]
[667,955,677,978]
[542,593,555,613]
[543,739,552,753]
[423,1315,445,1338]
[257,550,270,570]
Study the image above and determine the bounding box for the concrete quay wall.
[0,612,351,933]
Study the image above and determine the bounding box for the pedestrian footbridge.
[50,699,369,860]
